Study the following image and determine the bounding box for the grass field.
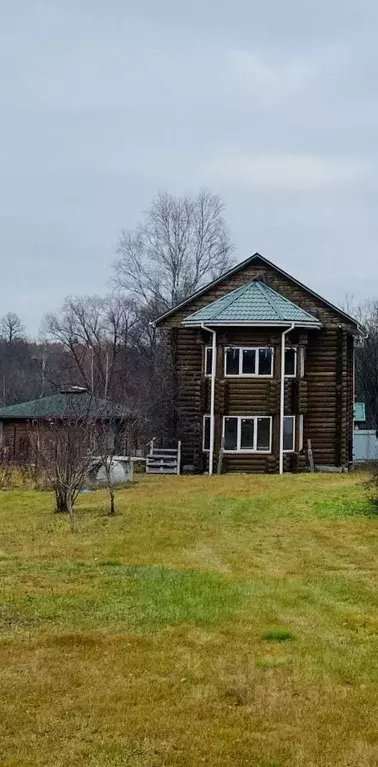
[0,473,377,767]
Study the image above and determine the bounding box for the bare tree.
[91,414,130,516]
[0,312,25,343]
[355,300,378,429]
[44,295,137,399]
[29,392,123,530]
[31,421,94,531]
[113,189,234,310]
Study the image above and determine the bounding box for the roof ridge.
[253,280,285,318]
[214,281,258,319]
[263,282,318,320]
[190,280,252,320]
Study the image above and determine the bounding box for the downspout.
[201,323,216,475]
[279,323,295,475]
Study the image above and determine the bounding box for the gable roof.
[0,391,127,421]
[153,253,358,327]
[183,279,322,326]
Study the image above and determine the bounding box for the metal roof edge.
[181,320,323,329]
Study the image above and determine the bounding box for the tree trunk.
[55,488,69,513]
[109,487,115,516]
[66,495,75,533]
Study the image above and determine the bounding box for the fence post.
[177,441,181,475]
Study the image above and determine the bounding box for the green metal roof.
[0,391,127,420]
[354,402,366,422]
[183,279,322,326]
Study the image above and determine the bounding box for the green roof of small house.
[0,389,127,421]
[354,402,366,422]
[182,279,322,326]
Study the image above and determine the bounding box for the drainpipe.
[279,323,295,475]
[201,323,216,475]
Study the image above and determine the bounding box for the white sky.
[1,0,377,334]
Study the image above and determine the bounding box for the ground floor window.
[223,416,272,453]
[203,414,302,454]
[203,415,211,451]
[283,415,295,452]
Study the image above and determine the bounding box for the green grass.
[0,473,377,766]
[261,628,294,642]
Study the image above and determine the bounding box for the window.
[283,415,295,452]
[225,347,274,377]
[224,417,238,450]
[202,415,211,451]
[225,347,240,375]
[223,416,272,452]
[285,348,297,377]
[204,347,213,377]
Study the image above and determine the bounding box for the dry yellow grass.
[0,473,377,766]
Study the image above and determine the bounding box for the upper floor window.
[204,347,213,377]
[224,347,274,377]
[285,348,297,377]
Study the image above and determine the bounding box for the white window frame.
[204,346,213,377]
[299,414,304,451]
[222,415,272,453]
[284,347,297,378]
[283,415,296,453]
[202,414,211,452]
[224,347,274,378]
[299,347,305,378]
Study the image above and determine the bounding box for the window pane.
[205,347,213,376]
[283,416,295,451]
[240,418,254,449]
[225,348,240,375]
[258,348,273,376]
[256,418,271,451]
[242,349,256,374]
[224,417,238,450]
[203,416,210,451]
[285,348,296,376]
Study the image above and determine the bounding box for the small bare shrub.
[365,460,378,507]
[0,461,12,489]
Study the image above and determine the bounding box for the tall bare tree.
[354,300,378,429]
[0,312,25,343]
[45,295,137,399]
[113,189,233,310]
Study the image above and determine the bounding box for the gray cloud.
[0,1,377,334]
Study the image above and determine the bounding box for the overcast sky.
[1,1,377,335]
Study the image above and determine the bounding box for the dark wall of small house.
[0,420,34,463]
[0,417,136,465]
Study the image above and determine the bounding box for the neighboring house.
[153,253,359,474]
[0,386,128,464]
